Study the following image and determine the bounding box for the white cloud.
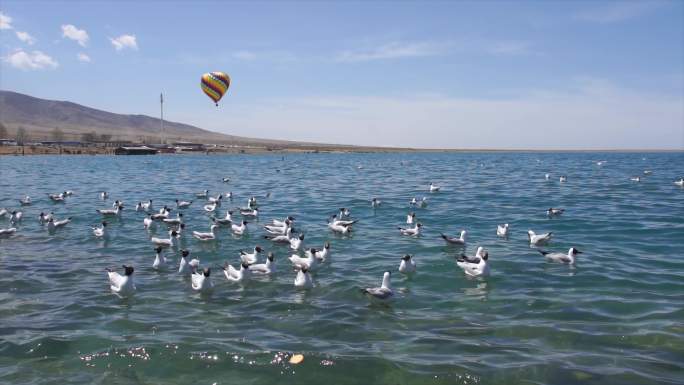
[3,49,58,70]
[15,31,36,45]
[195,81,683,150]
[335,41,446,62]
[233,50,257,60]
[487,41,531,55]
[575,2,661,23]
[110,34,138,51]
[0,11,12,30]
[77,52,91,62]
[61,24,89,46]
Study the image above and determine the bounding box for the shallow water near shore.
[1,152,683,385]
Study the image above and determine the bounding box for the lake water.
[1,152,683,385]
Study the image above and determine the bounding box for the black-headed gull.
[191,268,214,292]
[92,221,107,237]
[152,246,167,270]
[107,265,135,296]
[398,255,416,274]
[362,272,393,300]
[398,223,422,236]
[528,230,553,246]
[250,252,276,275]
[456,247,490,277]
[175,199,192,209]
[440,230,466,245]
[294,267,313,289]
[547,208,564,217]
[231,220,248,235]
[538,247,581,264]
[240,246,263,265]
[222,262,250,283]
[193,224,218,241]
[497,224,509,237]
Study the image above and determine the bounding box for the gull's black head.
[123,265,134,275]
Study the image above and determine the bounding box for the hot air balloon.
[201,72,230,106]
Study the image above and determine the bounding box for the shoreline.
[1,145,682,156]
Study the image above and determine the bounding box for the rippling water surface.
[1,152,683,385]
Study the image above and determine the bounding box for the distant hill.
[0,90,360,149]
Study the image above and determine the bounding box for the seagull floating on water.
[222,262,250,283]
[308,242,331,261]
[406,212,416,224]
[497,223,509,237]
[152,246,168,270]
[151,230,177,247]
[47,217,71,232]
[290,233,305,251]
[107,265,135,296]
[231,220,248,235]
[456,247,490,277]
[675,178,684,187]
[39,212,54,224]
[97,204,122,216]
[399,223,422,236]
[440,229,466,245]
[100,191,108,200]
[289,249,318,271]
[362,271,393,300]
[538,247,582,264]
[294,267,313,289]
[240,246,263,265]
[399,255,416,274]
[178,250,200,275]
[193,224,218,241]
[10,211,23,224]
[547,208,565,217]
[250,252,276,275]
[175,199,192,209]
[196,189,209,198]
[0,227,17,236]
[559,176,567,183]
[92,221,107,237]
[371,198,381,208]
[528,230,553,246]
[19,196,31,206]
[630,176,641,182]
[429,182,441,192]
[192,268,214,292]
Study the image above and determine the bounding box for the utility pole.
[160,92,164,145]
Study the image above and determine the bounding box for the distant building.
[172,141,206,152]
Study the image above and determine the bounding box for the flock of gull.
[1,163,683,302]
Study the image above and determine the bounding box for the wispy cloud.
[61,24,89,46]
[3,49,58,70]
[15,31,36,45]
[0,11,12,30]
[233,50,257,60]
[335,41,447,62]
[110,34,138,51]
[77,52,91,63]
[487,40,531,55]
[575,1,662,23]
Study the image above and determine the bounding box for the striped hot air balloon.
[201,72,231,106]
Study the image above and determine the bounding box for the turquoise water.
[1,152,683,385]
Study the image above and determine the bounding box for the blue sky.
[1,1,682,149]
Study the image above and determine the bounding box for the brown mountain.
[0,90,361,149]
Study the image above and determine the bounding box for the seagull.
[596,161,606,166]
[207,194,223,204]
[175,199,192,209]
[38,211,54,224]
[398,223,422,236]
[264,227,293,243]
[545,173,550,180]
[151,206,171,220]
[250,252,276,275]
[456,247,490,277]
[112,200,124,208]
[47,217,71,232]
[152,246,168,270]
[675,178,684,187]
[289,249,318,270]
[429,182,441,192]
[196,189,209,198]
[440,229,466,245]
[240,207,258,217]
[328,221,353,234]
[547,208,565,217]
[192,224,219,241]
[417,197,428,208]
[92,221,107,237]
[630,176,641,182]
[231,220,248,235]
[271,216,295,227]
[143,214,154,230]
[264,220,290,235]
[309,242,331,261]
[48,192,66,202]
[538,247,582,264]
[528,230,553,246]
[371,198,381,208]
[559,176,567,183]
[222,177,230,183]
[191,268,214,292]
[643,170,652,175]
[329,214,356,227]
[140,200,153,211]
[9,211,22,224]
[497,224,509,237]
[406,212,416,224]
[290,233,305,251]
[178,250,200,275]
[64,191,74,196]
[107,265,135,296]
[203,202,218,213]
[294,267,313,289]
[97,205,122,216]
[224,191,233,199]
[0,208,7,217]
[100,191,108,200]
[338,207,351,219]
[211,210,233,225]
[410,197,418,206]
[398,255,416,274]
[151,230,177,247]
[362,271,393,300]
[0,227,17,236]
[248,196,257,208]
[163,213,183,226]
[239,246,263,265]
[222,262,250,283]
[19,196,31,206]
